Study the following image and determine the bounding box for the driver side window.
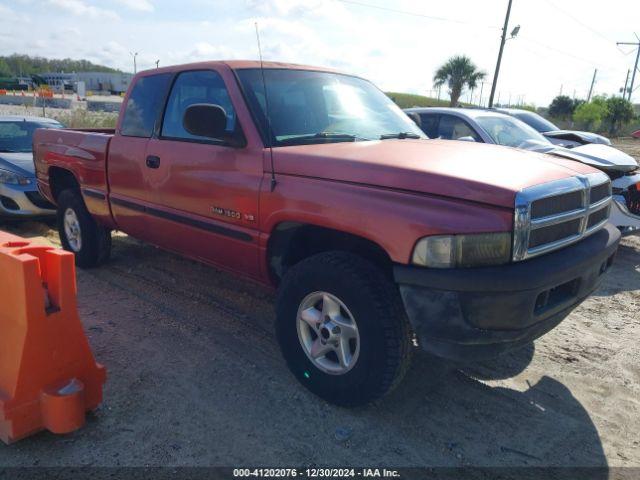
[161,70,237,142]
[437,115,480,141]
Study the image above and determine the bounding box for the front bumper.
[611,196,640,235]
[0,181,56,217]
[611,172,640,235]
[394,223,621,361]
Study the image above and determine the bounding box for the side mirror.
[183,103,228,139]
[457,135,476,142]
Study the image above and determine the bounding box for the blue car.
[0,116,62,218]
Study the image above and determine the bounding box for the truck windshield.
[236,69,426,146]
[475,115,551,148]
[0,121,62,153]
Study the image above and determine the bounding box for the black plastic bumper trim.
[110,196,253,243]
[394,223,621,361]
[82,188,107,201]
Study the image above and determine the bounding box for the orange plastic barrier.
[0,232,106,444]
[0,89,6,96]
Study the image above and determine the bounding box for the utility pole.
[479,81,485,107]
[622,69,630,98]
[488,0,514,108]
[130,51,139,74]
[587,69,597,101]
[155,59,160,69]
[617,36,640,101]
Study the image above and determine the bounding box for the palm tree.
[433,55,486,107]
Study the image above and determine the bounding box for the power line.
[519,36,597,65]
[335,0,499,28]
[617,37,640,101]
[338,0,618,68]
[540,0,614,45]
[618,47,637,56]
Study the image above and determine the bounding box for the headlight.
[0,168,32,185]
[412,232,512,268]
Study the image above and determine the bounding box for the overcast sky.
[1,0,639,106]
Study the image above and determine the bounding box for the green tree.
[518,104,538,112]
[0,54,120,77]
[0,58,11,78]
[433,55,486,107]
[604,97,635,135]
[548,95,578,120]
[573,99,607,131]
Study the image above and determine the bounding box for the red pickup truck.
[33,61,620,406]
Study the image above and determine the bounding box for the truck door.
[107,73,172,241]
[144,68,262,279]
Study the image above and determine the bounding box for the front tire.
[57,189,111,268]
[276,251,412,406]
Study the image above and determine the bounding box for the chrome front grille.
[513,172,612,261]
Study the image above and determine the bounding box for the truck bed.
[33,127,114,224]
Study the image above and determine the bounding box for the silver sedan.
[0,116,62,218]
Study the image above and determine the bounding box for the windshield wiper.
[380,132,422,140]
[277,132,366,145]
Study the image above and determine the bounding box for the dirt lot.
[0,142,639,471]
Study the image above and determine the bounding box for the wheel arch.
[48,167,80,202]
[266,221,394,285]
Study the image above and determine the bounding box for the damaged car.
[406,107,640,234]
[495,107,611,147]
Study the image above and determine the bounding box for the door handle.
[146,155,160,169]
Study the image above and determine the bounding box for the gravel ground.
[0,141,638,471]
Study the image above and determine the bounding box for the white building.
[39,71,133,94]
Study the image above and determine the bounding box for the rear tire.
[276,251,412,406]
[57,189,111,268]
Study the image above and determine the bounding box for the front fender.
[259,175,513,264]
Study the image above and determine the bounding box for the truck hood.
[523,142,638,174]
[272,139,597,208]
[0,152,35,177]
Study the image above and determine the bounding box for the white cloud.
[49,27,81,41]
[246,0,350,21]
[1,0,638,105]
[46,0,120,20]
[186,42,239,61]
[113,0,154,12]
[0,3,31,22]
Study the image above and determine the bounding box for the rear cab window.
[120,73,172,137]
